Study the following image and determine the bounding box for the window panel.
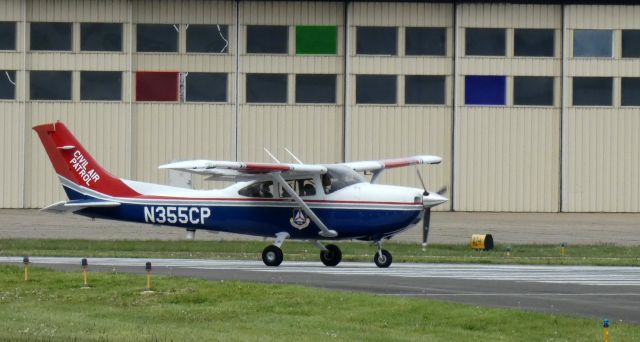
[0,71,16,99]
[30,23,72,51]
[622,30,640,58]
[295,74,336,104]
[296,26,337,55]
[514,29,554,57]
[514,76,553,106]
[81,71,121,101]
[621,78,640,106]
[186,73,227,102]
[573,30,612,57]
[405,27,446,56]
[356,75,396,104]
[405,75,445,105]
[136,71,179,101]
[572,77,612,106]
[30,71,71,100]
[80,23,122,52]
[186,25,229,53]
[465,76,506,105]
[356,27,397,55]
[246,74,287,103]
[137,24,178,52]
[465,28,505,56]
[246,26,288,54]
[0,22,16,50]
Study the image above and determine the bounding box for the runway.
[2,257,639,323]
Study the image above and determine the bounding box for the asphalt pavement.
[2,257,638,324]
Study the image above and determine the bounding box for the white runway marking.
[2,257,639,287]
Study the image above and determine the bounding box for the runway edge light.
[23,256,30,281]
[603,319,609,342]
[81,258,89,288]
[144,261,153,293]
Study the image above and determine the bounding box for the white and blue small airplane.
[34,121,447,268]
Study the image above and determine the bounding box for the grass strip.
[1,264,638,341]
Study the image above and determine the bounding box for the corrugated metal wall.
[562,5,640,212]
[0,0,639,212]
[348,2,453,211]
[454,3,561,212]
[237,1,344,164]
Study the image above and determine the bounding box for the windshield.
[322,166,365,194]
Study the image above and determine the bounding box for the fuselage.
[62,176,425,241]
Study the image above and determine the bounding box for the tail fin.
[33,121,139,198]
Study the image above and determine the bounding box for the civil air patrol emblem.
[290,208,310,229]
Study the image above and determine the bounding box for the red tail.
[33,121,139,197]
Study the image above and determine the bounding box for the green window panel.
[296,26,337,55]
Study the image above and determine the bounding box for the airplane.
[33,121,448,268]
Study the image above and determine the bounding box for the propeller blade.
[422,208,431,247]
[436,186,447,196]
[415,167,428,194]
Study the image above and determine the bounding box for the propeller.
[414,167,448,249]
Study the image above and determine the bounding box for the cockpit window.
[281,178,316,197]
[238,181,275,198]
[322,166,365,194]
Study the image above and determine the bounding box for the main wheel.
[320,244,342,267]
[374,249,392,268]
[262,245,283,266]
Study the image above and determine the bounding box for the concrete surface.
[0,209,638,245]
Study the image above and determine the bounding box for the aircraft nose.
[423,192,448,208]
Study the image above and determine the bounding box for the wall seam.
[235,0,240,161]
[451,1,459,211]
[560,3,567,212]
[20,0,27,208]
[342,0,349,162]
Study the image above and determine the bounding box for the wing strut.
[272,172,338,238]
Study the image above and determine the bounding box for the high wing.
[341,155,442,173]
[158,160,327,181]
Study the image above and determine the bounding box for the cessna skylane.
[34,121,447,268]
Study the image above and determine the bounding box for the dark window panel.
[572,77,612,106]
[405,27,446,56]
[295,74,336,104]
[514,76,554,106]
[405,75,445,105]
[186,25,229,53]
[80,71,121,101]
[30,22,72,51]
[137,24,178,52]
[465,75,506,105]
[0,22,16,50]
[246,26,288,54]
[622,30,640,58]
[81,23,122,52]
[136,72,179,101]
[514,29,554,57]
[296,26,337,55]
[246,74,287,103]
[465,28,505,56]
[573,30,612,57]
[356,75,396,104]
[356,27,397,55]
[186,73,227,102]
[0,70,16,99]
[30,71,71,100]
[621,78,640,106]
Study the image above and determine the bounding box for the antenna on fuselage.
[284,148,304,164]
[263,148,281,163]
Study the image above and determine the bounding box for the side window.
[280,179,316,197]
[239,181,275,198]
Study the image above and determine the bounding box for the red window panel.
[136,71,179,101]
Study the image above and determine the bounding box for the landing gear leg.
[373,241,392,268]
[262,232,289,267]
[315,241,342,267]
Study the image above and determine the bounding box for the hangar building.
[0,0,639,212]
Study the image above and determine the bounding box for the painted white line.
[1,257,639,287]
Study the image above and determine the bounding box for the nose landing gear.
[373,241,392,268]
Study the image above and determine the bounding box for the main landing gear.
[262,232,288,266]
[315,241,342,267]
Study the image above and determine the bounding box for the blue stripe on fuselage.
[65,186,421,240]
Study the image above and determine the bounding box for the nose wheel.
[373,241,392,268]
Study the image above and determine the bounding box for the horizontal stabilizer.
[41,199,120,213]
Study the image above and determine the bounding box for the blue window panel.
[465,76,506,105]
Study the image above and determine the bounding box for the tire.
[320,244,342,267]
[262,245,283,266]
[374,249,392,268]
